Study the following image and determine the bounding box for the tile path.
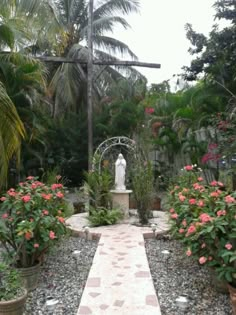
[66,212,170,315]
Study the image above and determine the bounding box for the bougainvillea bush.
[168,165,236,285]
[0,177,67,268]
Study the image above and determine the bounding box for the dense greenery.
[0,0,235,193]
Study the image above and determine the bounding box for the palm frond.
[93,35,137,59]
[0,81,25,186]
[94,0,139,17]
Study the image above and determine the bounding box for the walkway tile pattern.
[76,224,162,315]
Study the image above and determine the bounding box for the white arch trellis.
[93,136,136,172]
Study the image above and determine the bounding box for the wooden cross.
[38,0,161,170]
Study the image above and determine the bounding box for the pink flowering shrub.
[0,177,67,268]
[168,167,236,285]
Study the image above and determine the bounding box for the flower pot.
[0,289,27,315]
[209,268,228,294]
[17,262,41,292]
[228,283,236,315]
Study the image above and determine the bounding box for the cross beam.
[36,56,161,69]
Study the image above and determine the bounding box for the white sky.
[112,0,217,85]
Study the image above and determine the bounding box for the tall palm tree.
[0,0,55,187]
[47,0,144,117]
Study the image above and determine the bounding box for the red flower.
[189,198,196,205]
[145,107,155,114]
[225,243,233,250]
[57,216,65,223]
[56,192,64,198]
[186,249,192,256]
[197,200,205,207]
[199,213,212,223]
[51,183,63,190]
[42,209,49,215]
[217,210,226,216]
[25,231,33,240]
[21,195,31,203]
[184,165,193,171]
[225,195,235,203]
[187,225,196,235]
[49,231,56,239]
[199,256,207,264]
[41,193,52,200]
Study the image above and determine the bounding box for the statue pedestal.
[110,190,132,218]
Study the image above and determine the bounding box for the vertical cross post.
[87,0,94,170]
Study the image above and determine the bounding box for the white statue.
[115,153,126,190]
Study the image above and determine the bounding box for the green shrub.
[0,263,24,301]
[88,207,123,227]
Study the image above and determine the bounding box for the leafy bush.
[88,207,123,227]
[0,176,68,267]
[0,263,24,301]
[84,167,113,209]
[168,165,236,285]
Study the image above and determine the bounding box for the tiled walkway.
[67,213,169,315]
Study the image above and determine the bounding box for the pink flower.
[145,107,155,114]
[169,208,175,213]
[199,256,207,264]
[201,243,206,249]
[7,189,16,197]
[179,228,185,234]
[51,183,63,190]
[56,175,62,180]
[198,177,204,182]
[217,181,224,187]
[210,180,218,187]
[189,198,196,205]
[2,213,8,219]
[208,256,213,261]
[0,197,6,201]
[182,188,189,193]
[179,194,186,202]
[225,243,233,250]
[198,200,205,207]
[184,165,193,171]
[217,210,226,216]
[199,213,212,223]
[210,191,219,198]
[49,231,56,239]
[42,209,49,215]
[171,213,178,219]
[41,193,52,200]
[187,225,196,235]
[186,249,192,256]
[57,216,65,223]
[21,195,31,203]
[34,243,39,248]
[25,231,33,240]
[182,219,187,227]
[225,195,235,203]
[56,192,64,198]
[26,176,34,180]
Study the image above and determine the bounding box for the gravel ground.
[24,236,98,315]
[145,237,232,315]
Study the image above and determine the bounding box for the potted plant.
[0,263,27,315]
[0,176,68,291]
